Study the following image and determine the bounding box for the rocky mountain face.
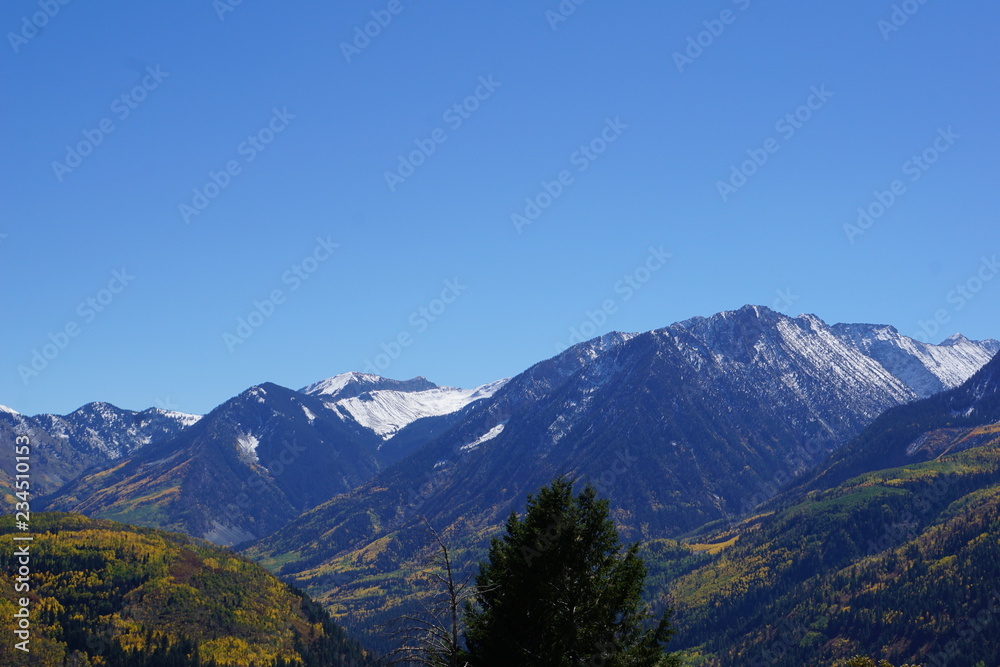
[9,304,996,659]
[667,349,1000,666]
[42,383,385,545]
[829,323,998,397]
[242,306,997,641]
[21,306,998,556]
[2,365,494,539]
[0,402,198,503]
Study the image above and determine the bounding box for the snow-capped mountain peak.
[303,372,508,439]
[300,371,386,398]
[830,321,999,397]
[148,408,202,428]
[0,404,19,416]
[301,372,438,402]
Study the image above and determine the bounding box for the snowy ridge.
[0,404,19,416]
[330,380,507,439]
[672,306,996,403]
[14,402,205,460]
[151,409,202,428]
[301,371,508,439]
[831,323,999,397]
[301,371,384,398]
[776,315,915,404]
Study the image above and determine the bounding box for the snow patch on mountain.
[301,372,439,402]
[152,409,202,427]
[301,405,316,423]
[236,433,260,463]
[460,421,507,451]
[0,404,19,416]
[245,387,268,404]
[301,371,508,439]
[467,378,511,401]
[333,381,507,439]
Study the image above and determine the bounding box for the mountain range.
[4,305,998,660]
[35,376,505,544]
[0,402,197,503]
[234,307,997,646]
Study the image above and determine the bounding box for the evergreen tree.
[462,476,679,666]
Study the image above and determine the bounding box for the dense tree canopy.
[462,476,679,666]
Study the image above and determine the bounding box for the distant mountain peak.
[145,407,202,427]
[299,371,506,439]
[0,404,19,416]
[676,305,788,334]
[301,371,439,401]
[237,385,272,404]
[829,320,997,398]
[942,332,971,345]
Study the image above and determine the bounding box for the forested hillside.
[0,513,378,666]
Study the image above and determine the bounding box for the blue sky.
[2,0,998,416]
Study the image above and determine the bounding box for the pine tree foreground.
[462,476,680,666]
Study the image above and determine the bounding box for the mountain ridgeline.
[3,305,997,662]
[0,403,197,504]
[664,348,1000,666]
[240,307,997,648]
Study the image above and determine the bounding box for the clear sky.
[2,0,998,416]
